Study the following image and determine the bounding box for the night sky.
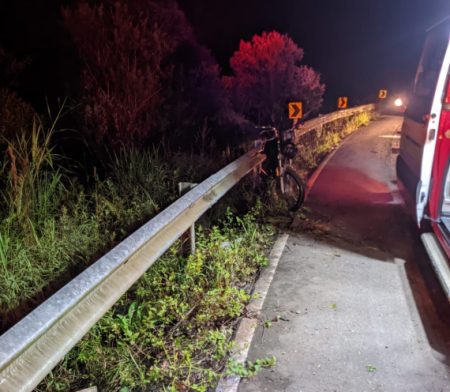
[178,0,450,109]
[1,0,449,111]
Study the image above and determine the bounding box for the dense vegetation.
[0,108,234,331]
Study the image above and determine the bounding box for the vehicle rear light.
[429,75,450,219]
[441,76,450,131]
[439,82,450,137]
[444,75,450,108]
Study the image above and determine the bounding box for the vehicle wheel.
[279,167,305,212]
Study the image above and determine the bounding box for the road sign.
[288,102,303,119]
[337,96,348,109]
[378,89,388,99]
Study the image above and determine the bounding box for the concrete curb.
[215,234,289,392]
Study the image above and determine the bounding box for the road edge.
[215,234,289,392]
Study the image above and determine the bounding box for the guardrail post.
[317,123,323,138]
[178,182,198,255]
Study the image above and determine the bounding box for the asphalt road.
[238,116,450,392]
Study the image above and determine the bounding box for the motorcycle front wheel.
[278,167,305,212]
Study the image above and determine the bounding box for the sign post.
[178,182,198,255]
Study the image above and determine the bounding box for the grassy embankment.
[1,106,373,391]
[0,105,274,390]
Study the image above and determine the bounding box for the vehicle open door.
[410,17,450,301]
[398,17,450,226]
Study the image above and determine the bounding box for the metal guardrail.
[295,103,375,142]
[0,104,374,392]
[0,150,264,391]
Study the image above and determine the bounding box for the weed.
[366,364,377,373]
[225,356,277,378]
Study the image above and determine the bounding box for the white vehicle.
[397,16,450,300]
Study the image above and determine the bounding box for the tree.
[62,0,190,147]
[63,0,237,152]
[158,37,239,152]
[224,31,325,129]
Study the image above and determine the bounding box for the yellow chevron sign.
[288,102,303,119]
[337,96,348,109]
[378,89,388,99]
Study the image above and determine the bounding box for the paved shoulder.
[239,234,450,392]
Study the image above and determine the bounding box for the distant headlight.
[394,98,403,107]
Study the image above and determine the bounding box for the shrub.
[0,113,179,328]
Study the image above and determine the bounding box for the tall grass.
[1,116,59,222]
[0,127,192,327]
[0,110,69,318]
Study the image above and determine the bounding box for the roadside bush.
[224,31,325,129]
[342,111,371,134]
[62,0,237,154]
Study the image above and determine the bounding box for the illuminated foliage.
[224,31,325,128]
